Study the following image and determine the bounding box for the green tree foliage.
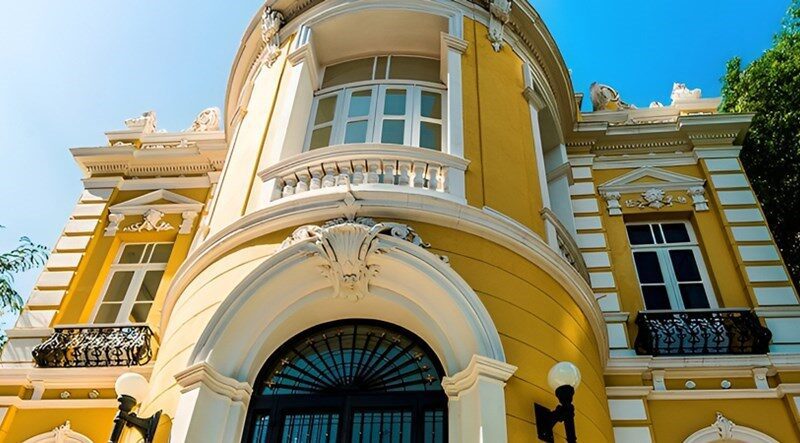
[720,1,800,286]
[0,232,48,345]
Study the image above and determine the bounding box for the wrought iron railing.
[634,309,772,356]
[32,324,155,368]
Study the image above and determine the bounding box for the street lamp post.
[534,361,582,443]
[108,372,162,443]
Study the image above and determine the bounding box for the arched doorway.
[243,320,448,442]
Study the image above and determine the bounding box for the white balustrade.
[258,144,469,204]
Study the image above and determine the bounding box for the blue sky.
[0,1,789,329]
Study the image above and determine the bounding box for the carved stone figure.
[713,412,735,440]
[280,218,430,302]
[185,107,221,132]
[671,82,702,103]
[123,110,157,133]
[590,82,636,111]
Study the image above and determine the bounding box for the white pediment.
[598,166,705,193]
[109,189,204,214]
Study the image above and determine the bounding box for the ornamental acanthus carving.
[280,218,430,302]
[488,0,511,52]
[590,82,636,111]
[261,7,284,68]
[123,110,157,133]
[625,188,687,210]
[712,412,735,440]
[123,209,175,233]
[185,107,220,132]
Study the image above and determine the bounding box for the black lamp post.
[534,361,581,443]
[109,372,162,443]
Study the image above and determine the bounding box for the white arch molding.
[683,412,780,443]
[22,421,92,443]
[169,219,516,443]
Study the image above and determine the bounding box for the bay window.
[305,56,445,151]
[626,222,716,310]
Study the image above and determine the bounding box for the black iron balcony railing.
[32,324,155,368]
[634,309,772,356]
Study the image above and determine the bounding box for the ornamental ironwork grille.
[634,309,772,356]
[244,320,447,443]
[31,324,155,368]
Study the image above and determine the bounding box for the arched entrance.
[244,320,447,442]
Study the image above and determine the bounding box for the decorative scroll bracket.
[261,7,285,68]
[488,0,511,52]
[280,218,431,302]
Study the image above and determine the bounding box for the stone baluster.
[397,161,412,186]
[352,161,366,185]
[412,161,427,188]
[309,166,323,190]
[295,171,310,193]
[272,178,285,201]
[440,167,450,193]
[282,175,297,197]
[383,160,396,185]
[336,162,352,186]
[427,164,441,191]
[322,163,337,188]
[366,160,381,184]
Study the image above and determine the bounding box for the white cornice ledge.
[175,362,253,403]
[441,355,517,398]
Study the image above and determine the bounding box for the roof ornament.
[261,7,284,68]
[488,0,512,52]
[123,110,157,133]
[590,82,636,111]
[185,107,220,132]
[713,412,735,440]
[671,82,702,104]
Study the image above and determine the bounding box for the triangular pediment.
[109,189,204,214]
[598,166,705,193]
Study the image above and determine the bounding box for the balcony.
[32,324,156,368]
[258,144,469,205]
[634,309,772,356]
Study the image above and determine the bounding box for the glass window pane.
[420,91,442,119]
[344,121,369,144]
[347,90,372,117]
[352,411,412,443]
[374,56,388,80]
[384,89,406,115]
[315,96,338,125]
[381,120,405,144]
[669,250,702,281]
[309,126,333,150]
[642,286,671,310]
[103,271,134,302]
[119,244,145,264]
[281,413,339,443]
[129,302,153,323]
[653,225,665,244]
[389,56,440,83]
[633,252,664,284]
[136,271,164,302]
[680,284,710,309]
[419,122,441,150]
[321,58,374,89]
[663,223,691,243]
[149,244,173,263]
[95,304,121,323]
[626,225,653,245]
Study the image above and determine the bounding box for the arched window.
[244,320,447,443]
[305,56,446,151]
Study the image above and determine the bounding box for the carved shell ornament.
[625,188,687,210]
[280,218,438,302]
[123,209,174,233]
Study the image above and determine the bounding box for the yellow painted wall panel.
[2,408,116,443]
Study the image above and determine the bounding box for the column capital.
[441,354,517,398]
[441,32,469,54]
[174,362,253,403]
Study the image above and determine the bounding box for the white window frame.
[627,221,717,311]
[90,242,172,324]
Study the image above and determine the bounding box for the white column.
[441,355,517,443]
[170,363,252,443]
[546,146,577,235]
[441,33,468,200]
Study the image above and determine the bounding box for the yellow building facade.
[2,1,799,442]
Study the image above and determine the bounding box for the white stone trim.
[571,198,599,214]
[683,412,779,443]
[596,292,620,312]
[711,173,748,188]
[754,287,798,306]
[608,398,647,420]
[739,245,780,262]
[598,166,705,193]
[574,216,602,231]
[705,158,741,171]
[175,362,253,402]
[582,251,611,268]
[746,266,789,283]
[607,323,629,349]
[590,271,615,289]
[21,421,93,443]
[614,427,653,443]
[54,236,91,252]
[576,233,606,249]
[718,190,756,206]
[725,208,763,223]
[732,226,771,242]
